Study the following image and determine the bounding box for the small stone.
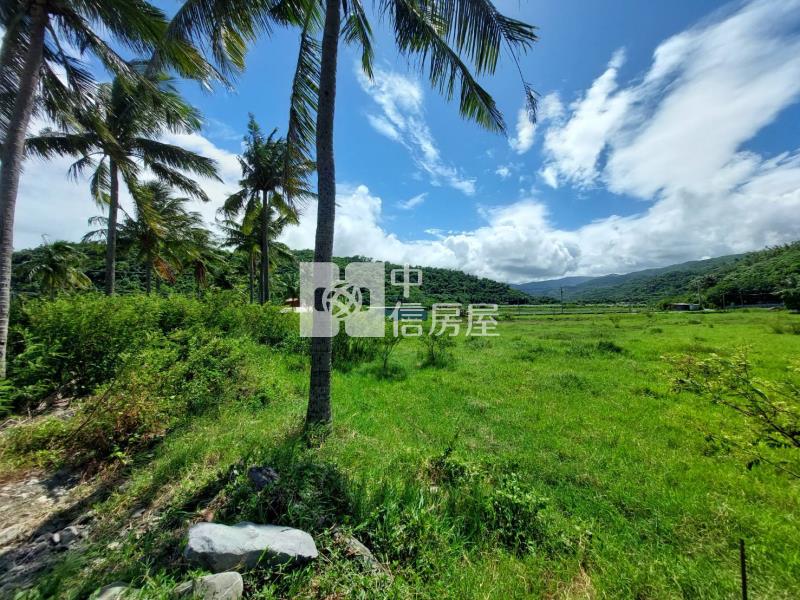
[131,508,145,519]
[50,532,61,545]
[59,525,80,545]
[90,583,131,599]
[184,522,317,572]
[247,466,279,491]
[172,572,243,599]
[333,529,389,575]
[107,541,122,551]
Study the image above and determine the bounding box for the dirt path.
[0,469,98,595]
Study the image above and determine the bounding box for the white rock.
[172,572,243,599]
[184,522,317,572]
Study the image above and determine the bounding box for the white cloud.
[357,66,476,195]
[508,92,564,155]
[495,166,511,179]
[542,0,800,198]
[508,107,536,154]
[540,49,631,188]
[398,192,427,210]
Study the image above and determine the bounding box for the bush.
[5,293,305,412]
[597,340,624,354]
[781,286,800,311]
[418,331,456,367]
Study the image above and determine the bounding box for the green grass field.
[15,310,800,599]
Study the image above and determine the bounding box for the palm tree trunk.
[0,1,48,379]
[306,0,340,428]
[261,191,270,304]
[104,160,119,295]
[248,253,255,304]
[145,264,152,294]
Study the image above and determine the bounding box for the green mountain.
[513,242,800,305]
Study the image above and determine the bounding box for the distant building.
[668,303,701,311]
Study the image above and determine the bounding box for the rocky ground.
[0,468,99,595]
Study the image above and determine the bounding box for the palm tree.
[219,206,301,304]
[220,115,312,305]
[17,238,91,298]
[86,181,205,294]
[219,217,261,303]
[26,66,221,296]
[0,0,170,377]
[285,0,539,427]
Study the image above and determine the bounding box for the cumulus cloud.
[357,66,476,195]
[495,166,511,179]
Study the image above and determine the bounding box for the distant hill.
[291,250,548,306]
[513,242,800,305]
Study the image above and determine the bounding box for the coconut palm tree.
[86,181,206,294]
[219,206,301,304]
[25,66,221,296]
[220,115,311,305]
[284,0,539,427]
[17,238,91,298]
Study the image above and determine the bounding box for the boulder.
[184,522,317,572]
[172,572,243,599]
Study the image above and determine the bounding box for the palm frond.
[387,0,506,132]
[342,0,373,79]
[134,138,221,181]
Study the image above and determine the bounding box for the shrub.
[5,293,306,412]
[781,286,800,311]
[332,331,381,370]
[418,331,455,367]
[597,340,624,354]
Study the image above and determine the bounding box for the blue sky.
[14,0,800,282]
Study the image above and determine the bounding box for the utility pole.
[560,287,564,314]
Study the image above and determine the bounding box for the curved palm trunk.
[0,2,48,379]
[260,191,270,304]
[306,0,340,428]
[104,160,119,295]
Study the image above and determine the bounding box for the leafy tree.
[220,115,313,304]
[17,239,91,298]
[0,0,168,378]
[25,67,220,295]
[286,0,539,427]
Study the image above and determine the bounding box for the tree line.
[0,0,539,429]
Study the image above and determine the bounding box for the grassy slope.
[23,311,800,599]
